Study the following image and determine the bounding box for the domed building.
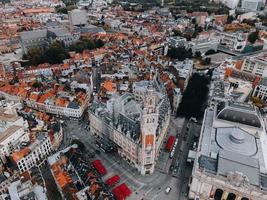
[189,101,267,200]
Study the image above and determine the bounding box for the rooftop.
[216,101,262,128]
[198,102,267,190]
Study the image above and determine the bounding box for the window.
[227,193,236,200]
[214,189,223,200]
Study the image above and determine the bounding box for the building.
[20,27,80,54]
[0,172,20,197]
[12,132,53,173]
[0,106,29,162]
[241,53,267,77]
[172,59,194,91]
[241,0,264,11]
[172,88,182,114]
[220,0,240,8]
[218,31,246,52]
[47,27,80,47]
[68,9,87,26]
[47,145,114,200]
[8,170,47,200]
[25,87,91,119]
[189,101,267,200]
[189,38,220,55]
[167,36,187,48]
[252,77,267,101]
[89,83,171,175]
[20,29,48,54]
[149,42,168,56]
[132,80,151,101]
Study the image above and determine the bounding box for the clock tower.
[140,87,159,175]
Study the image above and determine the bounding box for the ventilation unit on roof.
[210,152,217,159]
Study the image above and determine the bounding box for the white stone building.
[218,31,246,52]
[241,53,267,77]
[189,101,267,200]
[252,77,267,101]
[189,38,220,55]
[0,106,29,162]
[12,132,53,173]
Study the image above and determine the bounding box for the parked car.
[165,187,172,194]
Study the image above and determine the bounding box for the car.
[165,187,172,194]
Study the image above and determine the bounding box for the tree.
[71,139,86,151]
[205,49,216,55]
[195,51,202,58]
[177,73,210,118]
[32,81,43,88]
[248,31,259,44]
[96,39,104,48]
[191,18,197,24]
[22,41,69,66]
[43,42,69,64]
[69,38,105,53]
[167,47,192,61]
[22,48,45,66]
[173,29,183,37]
[227,15,234,24]
[55,5,77,14]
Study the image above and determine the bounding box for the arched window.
[227,193,236,200]
[149,98,153,105]
[214,188,223,200]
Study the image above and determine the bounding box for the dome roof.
[216,127,258,156]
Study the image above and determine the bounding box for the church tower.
[140,86,159,175]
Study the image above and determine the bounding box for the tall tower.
[140,87,159,175]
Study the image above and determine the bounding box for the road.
[60,116,190,200]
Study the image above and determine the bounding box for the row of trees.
[55,5,77,14]
[167,47,193,61]
[69,38,104,53]
[174,0,229,15]
[22,38,105,66]
[177,73,210,118]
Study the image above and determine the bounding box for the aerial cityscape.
[0,0,267,199]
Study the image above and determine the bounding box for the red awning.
[105,175,120,187]
[165,135,175,152]
[92,160,107,175]
[112,183,132,200]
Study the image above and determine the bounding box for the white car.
[165,187,172,194]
